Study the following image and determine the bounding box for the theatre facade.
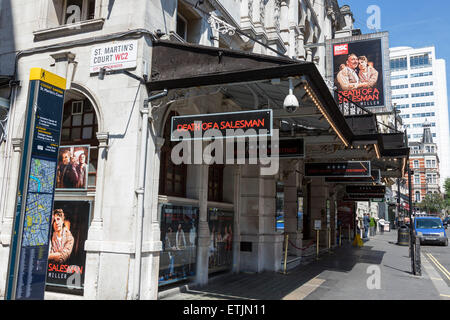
[0,1,408,300]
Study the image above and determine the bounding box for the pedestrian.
[370,216,376,236]
[363,213,370,239]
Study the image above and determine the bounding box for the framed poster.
[326,32,391,113]
[56,145,90,190]
[207,208,234,274]
[297,190,304,233]
[159,204,199,286]
[46,200,91,293]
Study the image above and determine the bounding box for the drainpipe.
[133,89,167,300]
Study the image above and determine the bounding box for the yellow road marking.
[426,253,450,281]
[282,277,325,300]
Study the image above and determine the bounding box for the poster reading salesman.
[333,38,385,109]
[46,201,90,292]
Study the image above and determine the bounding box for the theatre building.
[0,1,408,300]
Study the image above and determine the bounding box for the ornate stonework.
[274,0,281,32]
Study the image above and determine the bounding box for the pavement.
[159,230,449,300]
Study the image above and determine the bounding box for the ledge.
[33,18,105,41]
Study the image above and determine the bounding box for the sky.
[342,0,450,110]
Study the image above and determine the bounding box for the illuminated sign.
[325,169,380,184]
[346,185,386,195]
[305,161,371,177]
[171,109,272,141]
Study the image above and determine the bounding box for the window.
[413,123,436,128]
[413,160,419,168]
[425,146,431,153]
[392,94,409,100]
[411,92,434,98]
[390,57,407,71]
[61,97,99,188]
[426,160,431,168]
[414,175,420,185]
[415,191,421,202]
[410,53,432,69]
[412,112,435,118]
[396,104,409,109]
[412,102,434,108]
[400,114,410,119]
[63,0,96,24]
[411,81,433,88]
[159,112,187,197]
[411,71,433,78]
[391,74,408,80]
[426,174,437,184]
[391,84,408,90]
[208,165,224,202]
[176,13,188,40]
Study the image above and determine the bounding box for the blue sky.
[342,0,450,104]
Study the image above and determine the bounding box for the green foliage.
[418,193,445,215]
[445,178,450,212]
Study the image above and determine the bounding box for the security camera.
[283,78,299,113]
[283,94,299,113]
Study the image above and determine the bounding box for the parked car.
[443,217,450,229]
[415,216,448,246]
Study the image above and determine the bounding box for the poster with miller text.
[333,38,385,109]
[46,200,91,293]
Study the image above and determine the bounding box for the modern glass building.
[389,46,450,190]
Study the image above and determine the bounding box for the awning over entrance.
[146,40,408,178]
[147,40,354,146]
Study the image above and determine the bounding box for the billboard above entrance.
[305,161,371,178]
[326,32,391,113]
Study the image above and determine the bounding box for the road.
[420,231,450,297]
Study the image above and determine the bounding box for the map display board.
[6,68,65,300]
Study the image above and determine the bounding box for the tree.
[417,193,445,215]
[444,178,450,213]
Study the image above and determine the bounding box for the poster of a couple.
[333,38,385,109]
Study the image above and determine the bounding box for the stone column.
[140,133,164,300]
[310,178,328,248]
[195,165,210,286]
[0,137,22,298]
[239,165,283,273]
[283,165,302,256]
[280,1,289,51]
[84,132,109,299]
[232,165,241,273]
[330,195,337,247]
